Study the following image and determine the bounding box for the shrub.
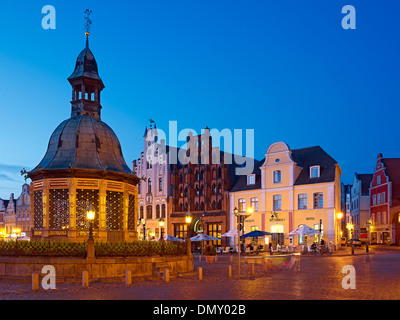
[204,244,216,256]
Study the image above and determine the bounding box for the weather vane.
[84,8,92,36]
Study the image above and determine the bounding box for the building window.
[382,192,385,204]
[148,178,152,193]
[247,174,255,185]
[372,194,376,206]
[273,170,281,183]
[250,197,259,212]
[310,166,320,178]
[377,193,381,205]
[273,194,282,211]
[207,223,221,246]
[174,224,187,239]
[298,193,307,209]
[161,204,166,218]
[139,206,144,219]
[377,175,381,185]
[146,205,152,219]
[156,204,160,219]
[313,192,323,209]
[159,178,163,191]
[238,198,246,212]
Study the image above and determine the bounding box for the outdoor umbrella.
[190,234,221,241]
[221,228,239,237]
[152,235,184,241]
[241,230,272,238]
[288,225,320,235]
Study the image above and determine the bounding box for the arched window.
[139,206,144,219]
[161,204,166,218]
[148,178,152,193]
[156,204,160,219]
[146,205,152,219]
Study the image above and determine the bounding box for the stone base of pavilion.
[0,255,194,282]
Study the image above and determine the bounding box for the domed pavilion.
[27,33,139,242]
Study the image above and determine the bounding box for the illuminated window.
[250,197,259,212]
[238,198,246,212]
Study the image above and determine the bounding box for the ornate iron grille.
[128,194,136,230]
[76,189,99,229]
[33,190,43,229]
[106,191,123,230]
[49,189,70,230]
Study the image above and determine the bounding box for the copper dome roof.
[31,115,132,175]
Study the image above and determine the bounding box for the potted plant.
[204,244,216,264]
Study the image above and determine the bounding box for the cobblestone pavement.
[1,246,400,300]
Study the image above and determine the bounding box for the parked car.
[347,238,362,247]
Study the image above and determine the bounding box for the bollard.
[125,270,132,286]
[251,263,255,276]
[228,265,232,278]
[198,267,203,281]
[230,255,233,263]
[351,245,355,255]
[366,244,369,253]
[163,268,170,282]
[262,260,268,273]
[82,271,89,288]
[32,273,40,291]
[215,255,218,262]
[199,255,201,261]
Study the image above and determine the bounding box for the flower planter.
[205,255,215,264]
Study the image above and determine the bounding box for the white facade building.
[132,124,172,240]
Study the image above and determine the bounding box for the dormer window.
[310,166,320,178]
[247,174,255,185]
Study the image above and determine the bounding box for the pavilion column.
[68,179,77,239]
[99,180,107,241]
[123,184,129,241]
[42,180,49,238]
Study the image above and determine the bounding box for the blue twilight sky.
[0,0,399,199]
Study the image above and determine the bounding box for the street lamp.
[234,206,254,279]
[158,218,165,240]
[86,204,95,240]
[141,218,146,241]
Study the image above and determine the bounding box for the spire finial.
[84,8,92,41]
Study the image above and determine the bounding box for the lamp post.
[86,204,96,260]
[141,218,146,241]
[158,218,165,240]
[337,212,343,248]
[234,206,254,279]
[86,204,95,240]
[185,211,193,256]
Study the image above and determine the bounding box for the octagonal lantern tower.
[27,32,139,242]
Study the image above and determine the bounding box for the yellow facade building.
[229,142,342,248]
